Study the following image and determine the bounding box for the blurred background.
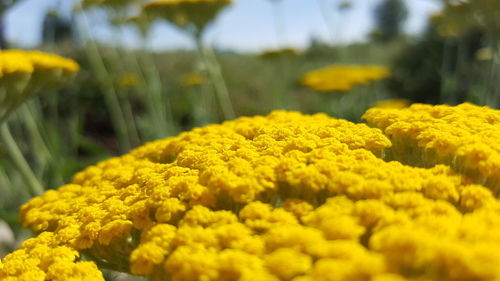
[1,0,499,277]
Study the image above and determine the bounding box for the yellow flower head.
[0,232,104,281]
[0,52,34,79]
[300,65,390,92]
[4,108,500,280]
[259,48,301,60]
[363,102,500,194]
[182,72,205,86]
[0,50,79,121]
[476,47,493,61]
[120,73,139,87]
[142,0,233,36]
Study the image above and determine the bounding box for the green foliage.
[388,17,493,106]
[42,11,75,45]
[371,0,408,43]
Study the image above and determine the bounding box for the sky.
[4,0,443,52]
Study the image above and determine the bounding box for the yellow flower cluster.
[0,50,79,121]
[142,0,232,36]
[300,65,390,92]
[363,102,500,195]
[0,52,33,79]
[0,232,103,281]
[3,109,500,280]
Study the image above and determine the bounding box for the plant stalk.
[0,123,44,196]
[195,36,235,120]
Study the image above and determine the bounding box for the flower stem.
[316,0,336,44]
[0,122,44,196]
[78,10,132,152]
[139,40,176,138]
[272,0,288,47]
[195,36,235,120]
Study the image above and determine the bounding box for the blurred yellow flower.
[0,50,79,121]
[0,53,34,78]
[120,72,139,87]
[258,48,301,60]
[183,72,205,85]
[125,14,154,37]
[300,65,390,92]
[142,0,232,37]
[433,0,500,37]
[371,99,411,109]
[476,47,493,61]
[431,2,470,37]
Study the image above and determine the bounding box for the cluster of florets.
[2,108,500,280]
[363,102,500,194]
[0,50,79,121]
[300,65,390,92]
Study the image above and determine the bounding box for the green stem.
[19,103,53,164]
[271,1,287,47]
[272,56,290,110]
[117,20,175,140]
[195,36,236,120]
[120,89,141,146]
[109,24,142,146]
[79,10,132,152]
[0,166,13,195]
[139,41,176,138]
[0,123,44,196]
[316,0,336,44]
[439,38,454,104]
[489,43,500,107]
[0,8,7,50]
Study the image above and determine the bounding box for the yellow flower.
[476,47,493,61]
[300,65,390,92]
[120,73,139,87]
[0,50,79,121]
[363,102,500,195]
[142,0,233,36]
[0,52,34,78]
[3,108,500,280]
[0,232,103,281]
[259,48,301,60]
[182,72,205,86]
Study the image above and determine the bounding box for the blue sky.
[5,0,442,52]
